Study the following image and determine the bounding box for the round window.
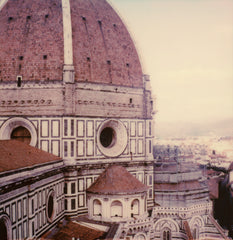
[100,127,116,148]
[97,119,128,157]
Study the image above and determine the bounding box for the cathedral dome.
[0,0,143,87]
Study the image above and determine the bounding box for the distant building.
[153,157,228,240]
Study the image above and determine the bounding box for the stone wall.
[0,164,65,239]
[0,81,153,118]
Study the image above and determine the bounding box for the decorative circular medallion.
[97,119,128,157]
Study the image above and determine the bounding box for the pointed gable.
[87,165,148,195]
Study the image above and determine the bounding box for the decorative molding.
[76,99,140,109]
[0,99,52,107]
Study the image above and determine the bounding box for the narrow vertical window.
[64,183,67,194]
[17,76,22,87]
[64,141,68,157]
[71,183,75,194]
[149,140,152,153]
[18,201,22,220]
[149,121,152,136]
[31,199,34,214]
[71,141,74,157]
[71,199,76,210]
[64,199,67,210]
[71,119,74,136]
[64,119,68,136]
[32,222,34,236]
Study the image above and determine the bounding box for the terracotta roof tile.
[87,165,148,194]
[0,140,61,172]
[43,221,106,240]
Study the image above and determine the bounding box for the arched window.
[131,199,140,216]
[11,126,31,144]
[111,201,123,217]
[162,228,171,240]
[0,218,8,240]
[93,199,102,216]
[134,234,146,240]
[0,215,11,240]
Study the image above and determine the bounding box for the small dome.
[87,165,148,195]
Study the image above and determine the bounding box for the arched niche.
[134,233,147,240]
[111,200,123,217]
[131,199,140,216]
[93,199,102,216]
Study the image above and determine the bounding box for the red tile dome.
[0,0,143,87]
[87,165,148,195]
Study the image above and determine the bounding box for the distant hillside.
[155,118,233,138]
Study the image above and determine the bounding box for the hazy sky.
[0,0,232,135]
[110,0,233,130]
